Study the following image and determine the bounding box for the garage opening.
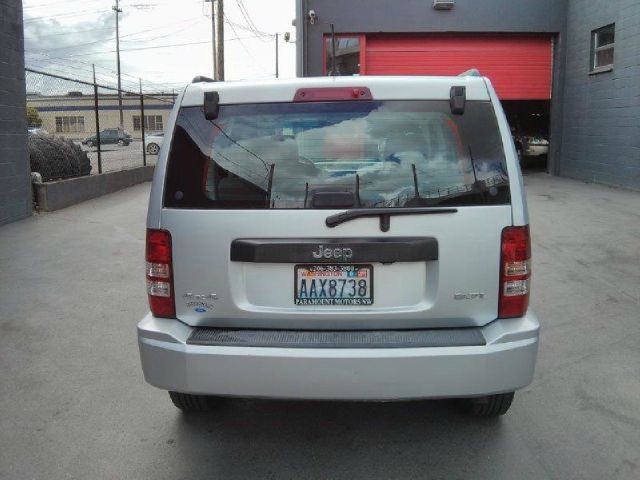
[502,100,550,172]
[352,33,555,172]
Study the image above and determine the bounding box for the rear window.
[164,100,509,209]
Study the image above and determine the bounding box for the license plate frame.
[294,264,374,306]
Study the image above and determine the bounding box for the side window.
[133,115,163,131]
[324,36,361,76]
[151,115,163,131]
[54,116,85,133]
[591,24,615,72]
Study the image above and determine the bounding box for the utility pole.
[216,0,224,81]
[275,32,279,78]
[140,78,146,167]
[205,0,217,79]
[113,0,124,129]
[92,64,102,174]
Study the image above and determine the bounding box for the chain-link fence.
[25,68,176,182]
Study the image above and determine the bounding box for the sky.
[22,0,297,93]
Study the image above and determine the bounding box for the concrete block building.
[0,0,32,225]
[295,0,640,190]
[26,93,175,141]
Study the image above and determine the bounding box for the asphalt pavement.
[0,172,639,479]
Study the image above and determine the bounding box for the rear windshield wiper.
[326,207,458,232]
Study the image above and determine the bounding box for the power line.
[26,53,112,79]
[25,65,183,98]
[28,56,163,90]
[24,40,181,89]
[224,14,265,74]
[23,26,113,38]
[25,62,121,92]
[235,0,267,39]
[120,0,202,6]
[121,17,204,43]
[27,35,116,53]
[119,15,205,39]
[23,0,100,8]
[24,9,108,23]
[35,35,266,58]
[25,51,182,93]
[24,0,283,84]
[23,14,204,44]
[25,13,211,88]
[225,16,273,38]
[26,16,205,53]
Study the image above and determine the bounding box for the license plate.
[294,264,373,306]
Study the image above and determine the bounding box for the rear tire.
[168,391,223,412]
[463,392,515,418]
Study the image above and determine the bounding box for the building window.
[324,36,361,76]
[591,24,615,72]
[55,116,85,133]
[133,115,163,132]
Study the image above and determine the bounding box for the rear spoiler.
[192,75,215,83]
[458,68,481,77]
[201,76,472,119]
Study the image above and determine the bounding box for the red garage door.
[364,34,553,100]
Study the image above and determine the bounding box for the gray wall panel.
[559,0,640,189]
[299,0,567,76]
[0,0,31,224]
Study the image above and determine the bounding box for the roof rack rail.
[192,75,215,83]
[458,68,481,77]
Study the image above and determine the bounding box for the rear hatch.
[160,86,512,329]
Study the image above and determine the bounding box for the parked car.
[521,135,549,157]
[82,128,131,147]
[27,127,49,136]
[138,75,539,417]
[144,132,164,155]
[511,128,549,160]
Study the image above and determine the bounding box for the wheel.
[463,392,514,418]
[146,142,160,155]
[86,141,93,148]
[117,139,125,146]
[168,391,223,412]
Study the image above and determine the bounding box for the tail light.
[146,229,175,318]
[498,226,531,318]
[293,87,373,102]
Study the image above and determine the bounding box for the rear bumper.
[137,313,539,400]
